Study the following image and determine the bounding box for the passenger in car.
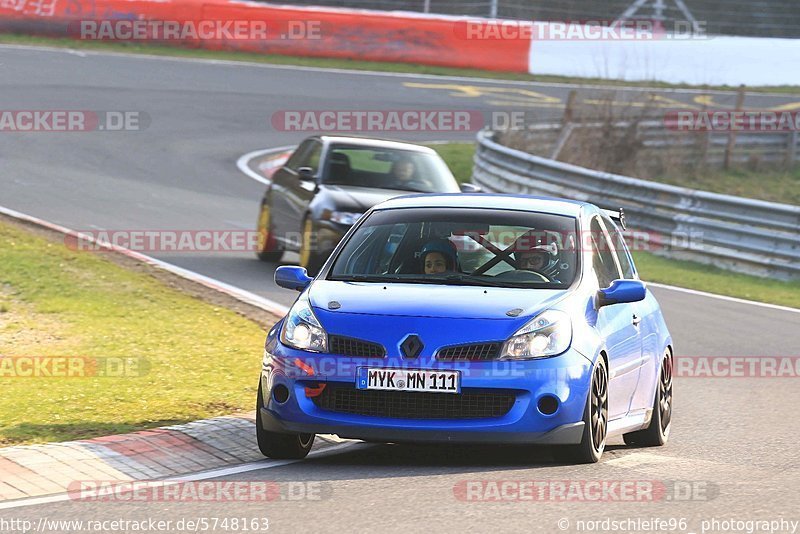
[388,157,432,191]
[419,239,459,274]
[390,157,415,182]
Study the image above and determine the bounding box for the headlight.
[499,310,572,360]
[327,211,362,225]
[280,296,327,352]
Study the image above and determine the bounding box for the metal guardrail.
[472,129,800,280]
[506,120,800,167]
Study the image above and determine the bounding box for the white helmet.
[513,230,562,279]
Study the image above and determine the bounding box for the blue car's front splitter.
[259,343,594,446]
[258,407,585,445]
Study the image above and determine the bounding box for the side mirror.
[275,265,313,291]
[460,183,482,193]
[597,279,646,308]
[297,167,315,181]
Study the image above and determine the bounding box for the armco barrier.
[0,1,530,72]
[472,129,800,280]
[510,120,800,168]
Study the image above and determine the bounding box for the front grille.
[328,335,385,358]
[436,342,502,361]
[312,384,515,419]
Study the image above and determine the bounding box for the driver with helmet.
[513,230,563,282]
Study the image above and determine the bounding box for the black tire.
[256,385,314,459]
[623,348,673,447]
[298,217,324,276]
[553,357,608,464]
[255,198,284,262]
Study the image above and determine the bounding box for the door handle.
[632,314,642,326]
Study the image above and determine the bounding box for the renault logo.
[400,335,424,359]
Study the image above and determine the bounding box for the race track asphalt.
[2,44,800,533]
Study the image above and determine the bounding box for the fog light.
[537,395,559,415]
[272,384,290,404]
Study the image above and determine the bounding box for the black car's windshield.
[323,144,459,193]
[329,207,579,288]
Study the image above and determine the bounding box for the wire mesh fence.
[262,1,800,38]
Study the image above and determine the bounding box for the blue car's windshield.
[329,207,579,288]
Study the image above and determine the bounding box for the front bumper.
[259,330,593,446]
[258,406,585,444]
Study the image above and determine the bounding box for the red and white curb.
[0,414,357,508]
[0,415,258,502]
[236,146,294,186]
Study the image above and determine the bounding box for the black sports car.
[256,136,477,273]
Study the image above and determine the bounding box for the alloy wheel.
[591,363,608,452]
[659,351,673,433]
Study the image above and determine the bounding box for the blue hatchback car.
[257,194,674,463]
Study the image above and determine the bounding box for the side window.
[284,140,313,171]
[601,216,636,279]
[590,218,621,288]
[301,142,323,173]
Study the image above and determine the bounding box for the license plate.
[356,367,461,394]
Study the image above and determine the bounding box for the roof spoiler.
[601,208,627,230]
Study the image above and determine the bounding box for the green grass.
[337,148,392,173]
[0,222,266,446]
[2,32,799,94]
[429,142,800,308]
[633,252,800,308]
[427,142,476,184]
[656,167,800,206]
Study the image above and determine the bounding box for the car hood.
[319,185,417,211]
[308,280,567,320]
